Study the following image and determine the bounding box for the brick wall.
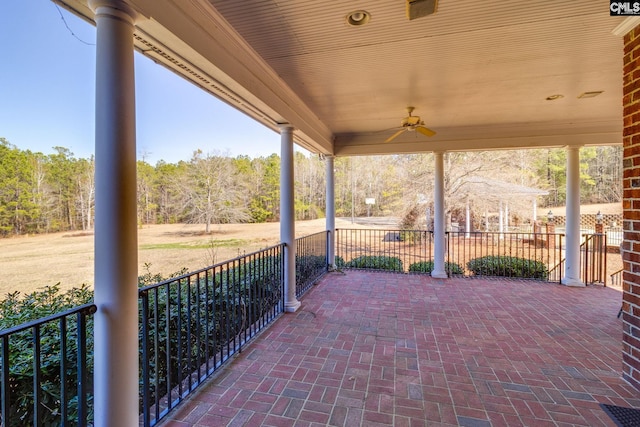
[622,25,640,390]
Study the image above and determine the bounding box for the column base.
[431,270,448,279]
[285,299,301,312]
[561,277,585,287]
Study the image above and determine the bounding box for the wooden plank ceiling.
[59,0,627,155]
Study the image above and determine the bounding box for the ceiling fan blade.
[385,128,406,143]
[416,125,436,137]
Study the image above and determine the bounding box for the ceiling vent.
[407,0,438,20]
[578,91,604,99]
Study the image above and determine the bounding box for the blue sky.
[0,1,284,163]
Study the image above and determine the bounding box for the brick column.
[545,222,555,249]
[622,24,640,390]
[595,223,604,234]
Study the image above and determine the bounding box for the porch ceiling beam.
[334,130,621,156]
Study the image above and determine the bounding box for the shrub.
[466,256,548,279]
[334,256,346,268]
[0,284,94,427]
[408,261,464,275]
[139,258,283,412]
[345,255,403,271]
[1,259,286,426]
[296,254,327,288]
[399,230,427,244]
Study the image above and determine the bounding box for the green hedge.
[466,256,548,279]
[139,258,283,413]
[399,230,428,244]
[408,261,464,275]
[0,284,94,427]
[345,255,403,271]
[0,258,285,426]
[296,254,327,287]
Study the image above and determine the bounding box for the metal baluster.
[153,287,160,422]
[77,309,89,427]
[2,335,9,426]
[33,325,41,427]
[60,317,67,425]
[140,290,150,427]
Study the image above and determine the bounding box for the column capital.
[278,123,294,132]
[89,0,138,24]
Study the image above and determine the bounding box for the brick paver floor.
[162,272,640,426]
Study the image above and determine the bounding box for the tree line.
[0,137,621,237]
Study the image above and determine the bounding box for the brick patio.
[162,272,640,426]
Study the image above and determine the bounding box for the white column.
[562,145,584,286]
[465,198,471,238]
[325,155,336,268]
[505,201,509,231]
[498,199,504,238]
[280,125,301,311]
[532,198,538,223]
[90,1,139,426]
[432,152,447,278]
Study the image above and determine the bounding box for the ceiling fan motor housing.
[403,116,422,127]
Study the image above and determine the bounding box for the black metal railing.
[606,226,623,248]
[547,234,608,285]
[582,233,607,285]
[335,229,433,272]
[138,244,284,427]
[295,231,329,298]
[336,228,568,279]
[611,268,623,287]
[0,303,96,427]
[447,231,564,279]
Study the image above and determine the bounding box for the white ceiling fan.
[385,106,436,143]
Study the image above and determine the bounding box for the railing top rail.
[295,231,328,241]
[446,231,565,236]
[0,302,96,336]
[139,242,285,293]
[336,228,432,233]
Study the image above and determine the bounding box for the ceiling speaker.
[406,0,438,20]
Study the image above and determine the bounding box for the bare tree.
[75,157,95,231]
[177,150,250,232]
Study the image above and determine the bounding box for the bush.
[334,256,346,268]
[466,256,548,279]
[296,254,327,288]
[399,230,427,244]
[1,259,286,426]
[139,258,283,412]
[0,284,94,427]
[345,255,403,271]
[408,261,464,275]
[296,255,327,285]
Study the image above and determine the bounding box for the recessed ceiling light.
[578,91,604,99]
[546,94,564,101]
[346,10,371,26]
